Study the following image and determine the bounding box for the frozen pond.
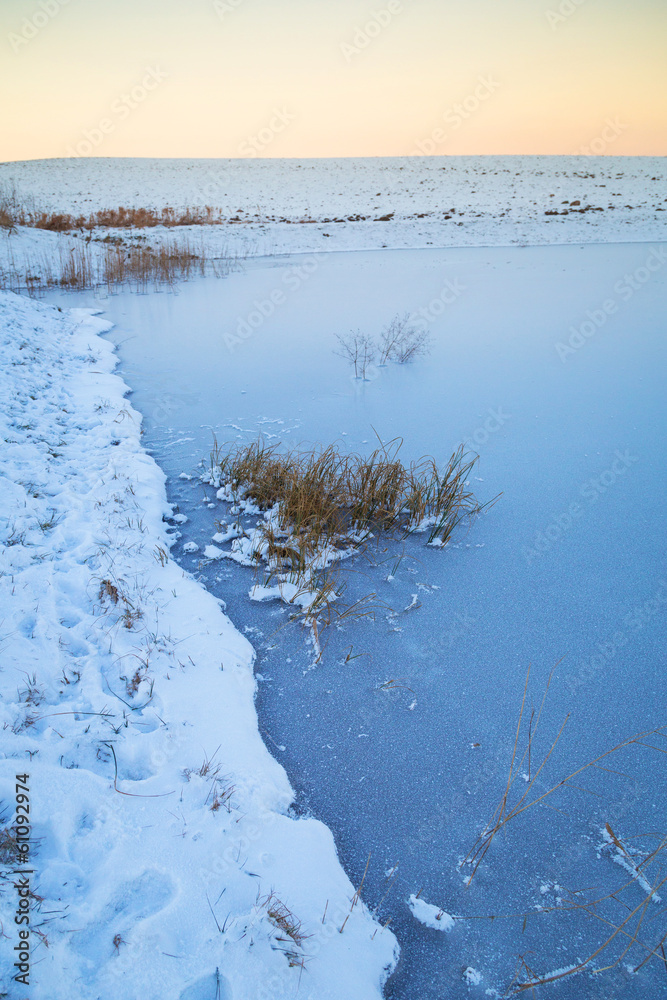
[49,242,667,998]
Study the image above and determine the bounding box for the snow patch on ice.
[407,894,455,931]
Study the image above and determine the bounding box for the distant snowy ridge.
[0,290,397,999]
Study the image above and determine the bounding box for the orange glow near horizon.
[1,0,666,162]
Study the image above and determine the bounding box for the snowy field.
[1,156,666,999]
[1,155,666,258]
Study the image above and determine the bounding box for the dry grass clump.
[0,200,17,231]
[29,204,226,230]
[0,184,227,232]
[59,242,95,288]
[0,184,34,231]
[212,435,485,549]
[207,436,493,650]
[259,891,309,968]
[509,863,667,992]
[31,212,81,232]
[90,205,225,228]
[98,577,143,629]
[0,823,19,865]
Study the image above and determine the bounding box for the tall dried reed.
[457,664,667,991]
[1,232,236,294]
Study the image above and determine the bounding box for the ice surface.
[61,238,666,1000]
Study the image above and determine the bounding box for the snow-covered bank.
[2,156,665,296]
[0,290,397,999]
[2,155,666,258]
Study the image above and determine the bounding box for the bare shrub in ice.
[334,330,377,379]
[335,313,432,378]
[378,312,431,364]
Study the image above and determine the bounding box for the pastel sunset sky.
[2,0,666,160]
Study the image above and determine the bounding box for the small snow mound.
[407,894,455,931]
[182,541,199,553]
[212,523,244,544]
[463,967,482,985]
[203,544,224,560]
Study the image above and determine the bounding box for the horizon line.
[3,152,666,166]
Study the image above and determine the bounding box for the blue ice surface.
[49,242,667,998]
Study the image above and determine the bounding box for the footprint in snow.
[71,870,176,963]
[18,615,37,638]
[180,972,232,1000]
